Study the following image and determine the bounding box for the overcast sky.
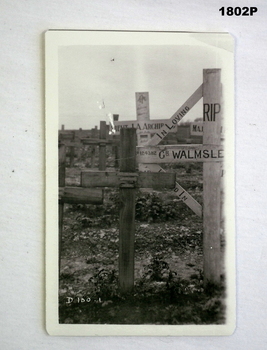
[58,34,233,129]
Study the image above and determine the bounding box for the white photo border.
[45,30,235,336]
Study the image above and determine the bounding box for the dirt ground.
[58,157,225,325]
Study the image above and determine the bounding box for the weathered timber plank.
[136,92,151,145]
[81,138,120,145]
[137,144,223,163]
[81,171,175,189]
[174,181,202,217]
[99,121,107,171]
[59,187,103,204]
[81,171,119,188]
[113,119,177,135]
[60,141,83,147]
[90,127,97,168]
[146,84,203,146]
[119,128,136,293]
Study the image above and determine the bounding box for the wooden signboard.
[113,119,177,135]
[145,85,203,146]
[190,122,224,137]
[136,92,150,120]
[136,92,150,144]
[190,122,203,136]
[137,144,223,163]
[81,170,175,190]
[134,92,202,217]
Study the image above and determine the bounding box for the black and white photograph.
[45,30,235,336]
[3,0,267,348]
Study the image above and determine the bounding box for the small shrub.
[69,190,188,227]
[135,191,186,222]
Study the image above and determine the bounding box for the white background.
[1,1,267,349]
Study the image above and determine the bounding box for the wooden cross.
[112,92,177,144]
[81,128,176,293]
[58,123,175,293]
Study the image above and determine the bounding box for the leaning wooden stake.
[99,121,106,171]
[58,142,66,273]
[119,128,136,293]
[113,114,119,169]
[203,69,222,285]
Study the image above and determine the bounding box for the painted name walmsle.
[137,145,223,163]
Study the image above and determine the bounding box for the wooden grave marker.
[190,122,224,139]
[136,144,223,163]
[111,91,202,217]
[145,84,203,146]
[113,92,177,143]
[136,69,224,285]
[81,128,176,293]
[113,119,178,135]
[202,69,222,284]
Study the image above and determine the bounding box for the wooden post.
[203,69,222,285]
[90,126,97,168]
[136,92,151,145]
[69,146,75,167]
[106,124,110,139]
[113,114,119,169]
[114,141,119,169]
[77,128,83,162]
[119,128,136,293]
[69,131,75,167]
[58,142,66,273]
[99,121,106,171]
